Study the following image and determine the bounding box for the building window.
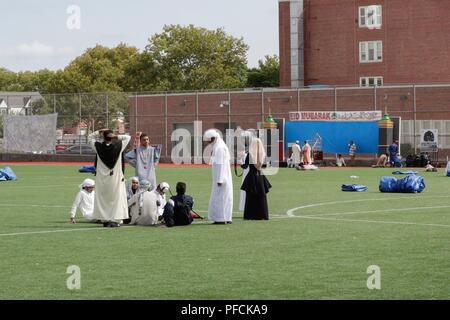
[360,76,383,87]
[359,5,382,28]
[359,41,383,63]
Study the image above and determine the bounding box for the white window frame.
[359,5,382,28]
[359,41,383,63]
[360,76,383,87]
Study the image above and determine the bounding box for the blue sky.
[0,0,279,72]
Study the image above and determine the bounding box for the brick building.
[128,1,450,164]
[279,0,450,88]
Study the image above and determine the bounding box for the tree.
[246,55,279,88]
[62,43,139,93]
[142,24,249,91]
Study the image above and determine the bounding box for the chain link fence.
[1,84,450,162]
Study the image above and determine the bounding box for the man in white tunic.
[204,129,233,224]
[290,140,301,168]
[69,178,96,223]
[125,133,160,191]
[88,129,131,227]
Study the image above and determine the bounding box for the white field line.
[291,215,450,228]
[0,204,70,208]
[310,205,450,217]
[0,227,105,237]
[0,184,72,189]
[286,196,450,228]
[286,195,450,217]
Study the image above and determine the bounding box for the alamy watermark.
[66,265,81,290]
[366,265,381,290]
[66,5,81,30]
[170,121,279,175]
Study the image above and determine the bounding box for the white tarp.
[4,113,57,153]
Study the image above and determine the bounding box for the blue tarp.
[285,121,379,153]
[379,175,425,193]
[392,170,418,175]
[341,184,368,192]
[0,166,17,181]
[79,165,96,173]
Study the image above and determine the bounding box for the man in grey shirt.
[125,133,160,191]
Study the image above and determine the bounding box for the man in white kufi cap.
[152,182,170,216]
[69,178,96,223]
[204,129,233,224]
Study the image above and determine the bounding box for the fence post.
[106,93,109,129]
[165,92,168,159]
[79,93,82,154]
[134,93,138,134]
[228,91,231,130]
[261,89,265,123]
[334,86,337,111]
[196,91,199,121]
[413,84,417,154]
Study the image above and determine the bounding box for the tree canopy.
[1,25,279,94]
[246,55,279,88]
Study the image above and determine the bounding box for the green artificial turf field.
[0,164,448,299]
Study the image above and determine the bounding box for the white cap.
[204,129,220,141]
[158,182,170,193]
[81,178,95,188]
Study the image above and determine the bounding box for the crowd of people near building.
[69,128,272,228]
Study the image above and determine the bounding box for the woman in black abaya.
[240,137,271,220]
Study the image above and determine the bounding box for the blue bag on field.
[0,166,17,181]
[379,175,425,193]
[341,184,368,192]
[379,176,397,192]
[392,170,417,175]
[79,165,96,174]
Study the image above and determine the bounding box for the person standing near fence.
[125,133,160,191]
[348,140,357,164]
[290,140,301,168]
[302,140,312,165]
[88,129,131,228]
[388,139,399,166]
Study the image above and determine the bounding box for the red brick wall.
[285,0,450,86]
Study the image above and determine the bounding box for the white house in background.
[0,92,43,115]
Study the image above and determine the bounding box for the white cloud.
[0,41,75,57]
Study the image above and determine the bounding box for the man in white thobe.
[204,129,233,224]
[88,129,131,227]
[125,133,160,191]
[69,178,96,223]
[290,140,301,167]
